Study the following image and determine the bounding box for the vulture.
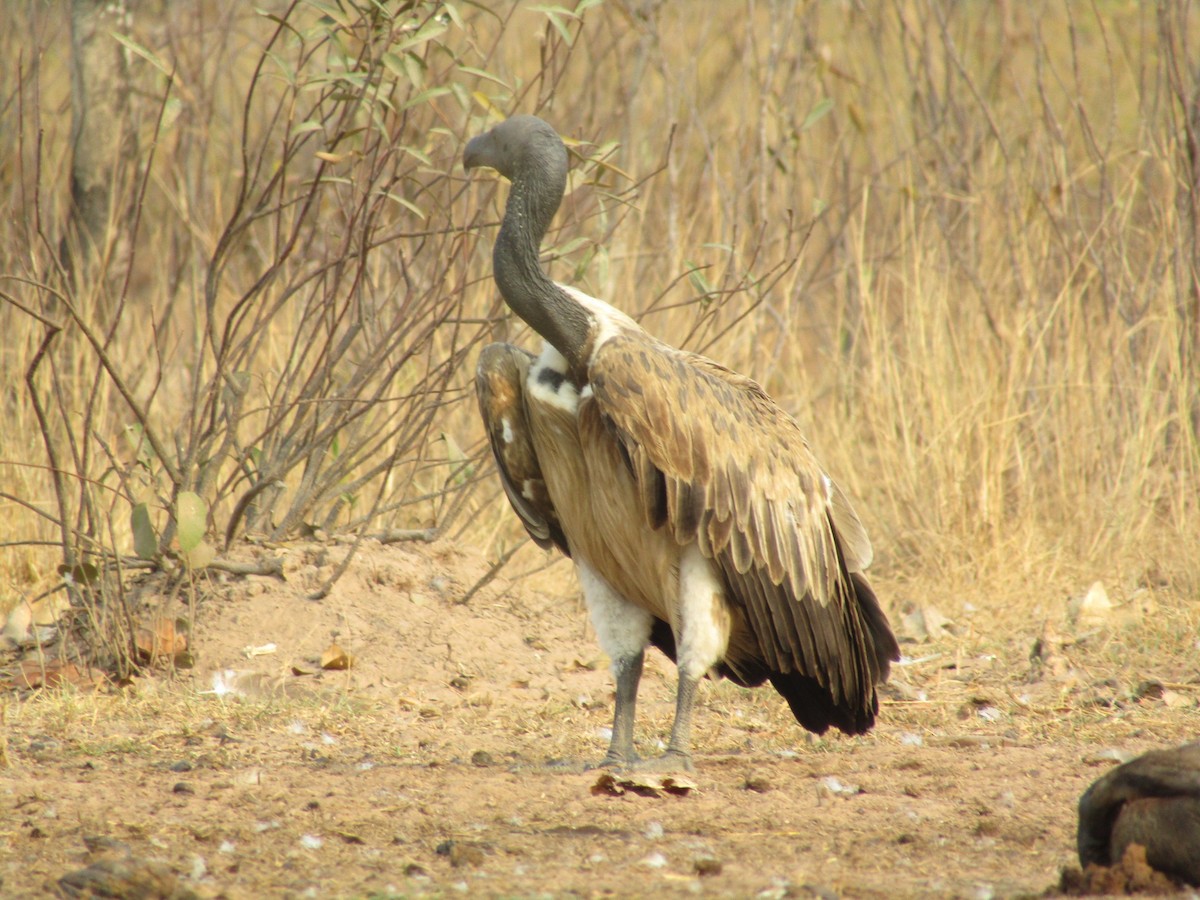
[1077,741,1200,885]
[465,115,899,771]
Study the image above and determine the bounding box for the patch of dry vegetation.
[0,2,1197,670]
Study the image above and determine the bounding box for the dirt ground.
[1,538,1198,898]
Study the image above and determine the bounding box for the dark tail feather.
[851,572,901,682]
[768,669,879,736]
[652,572,898,737]
[766,573,897,736]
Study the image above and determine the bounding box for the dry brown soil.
[2,539,1198,898]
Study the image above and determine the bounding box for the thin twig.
[456,541,526,606]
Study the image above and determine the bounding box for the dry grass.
[0,0,1197,655]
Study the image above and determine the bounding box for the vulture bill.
[465,115,899,772]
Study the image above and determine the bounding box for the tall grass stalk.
[0,1,1196,659]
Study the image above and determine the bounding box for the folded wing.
[476,343,569,556]
[587,333,897,719]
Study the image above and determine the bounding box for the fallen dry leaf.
[1,659,104,692]
[30,594,72,627]
[3,594,72,648]
[135,617,188,664]
[591,771,697,797]
[320,642,354,670]
[1069,580,1113,626]
[899,603,956,642]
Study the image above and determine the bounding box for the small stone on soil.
[744,772,773,793]
[693,855,723,876]
[437,840,484,868]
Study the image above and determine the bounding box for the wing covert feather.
[588,333,893,703]
[476,343,569,556]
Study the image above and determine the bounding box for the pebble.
[693,855,723,876]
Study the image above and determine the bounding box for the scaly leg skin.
[594,650,644,769]
[632,672,698,773]
[576,560,653,770]
[627,544,728,773]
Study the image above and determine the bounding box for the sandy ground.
[1,538,1198,898]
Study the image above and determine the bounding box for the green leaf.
[442,432,474,484]
[132,503,158,560]
[111,32,174,78]
[684,260,714,297]
[399,143,433,166]
[802,98,834,131]
[123,423,155,469]
[395,17,447,52]
[182,540,216,571]
[442,2,465,30]
[456,66,512,90]
[550,236,590,257]
[530,6,576,42]
[176,492,208,553]
[382,191,426,219]
[306,1,351,27]
[401,85,452,112]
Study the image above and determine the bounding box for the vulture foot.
[625,749,694,774]
[588,750,642,771]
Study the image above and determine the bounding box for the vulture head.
[464,114,568,205]
[463,115,588,371]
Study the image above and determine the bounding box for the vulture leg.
[602,649,645,768]
[637,544,730,772]
[650,672,700,772]
[578,561,653,769]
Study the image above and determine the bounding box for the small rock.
[169,760,193,773]
[815,775,861,799]
[743,772,774,793]
[1082,747,1136,766]
[977,706,1003,723]
[693,855,723,876]
[438,841,484,868]
[172,782,194,795]
[56,857,199,900]
[1069,580,1113,626]
[81,836,131,860]
[471,750,495,768]
[1134,679,1165,701]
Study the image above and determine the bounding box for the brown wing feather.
[588,332,898,716]
[476,343,569,556]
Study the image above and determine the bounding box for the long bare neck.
[493,165,590,373]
